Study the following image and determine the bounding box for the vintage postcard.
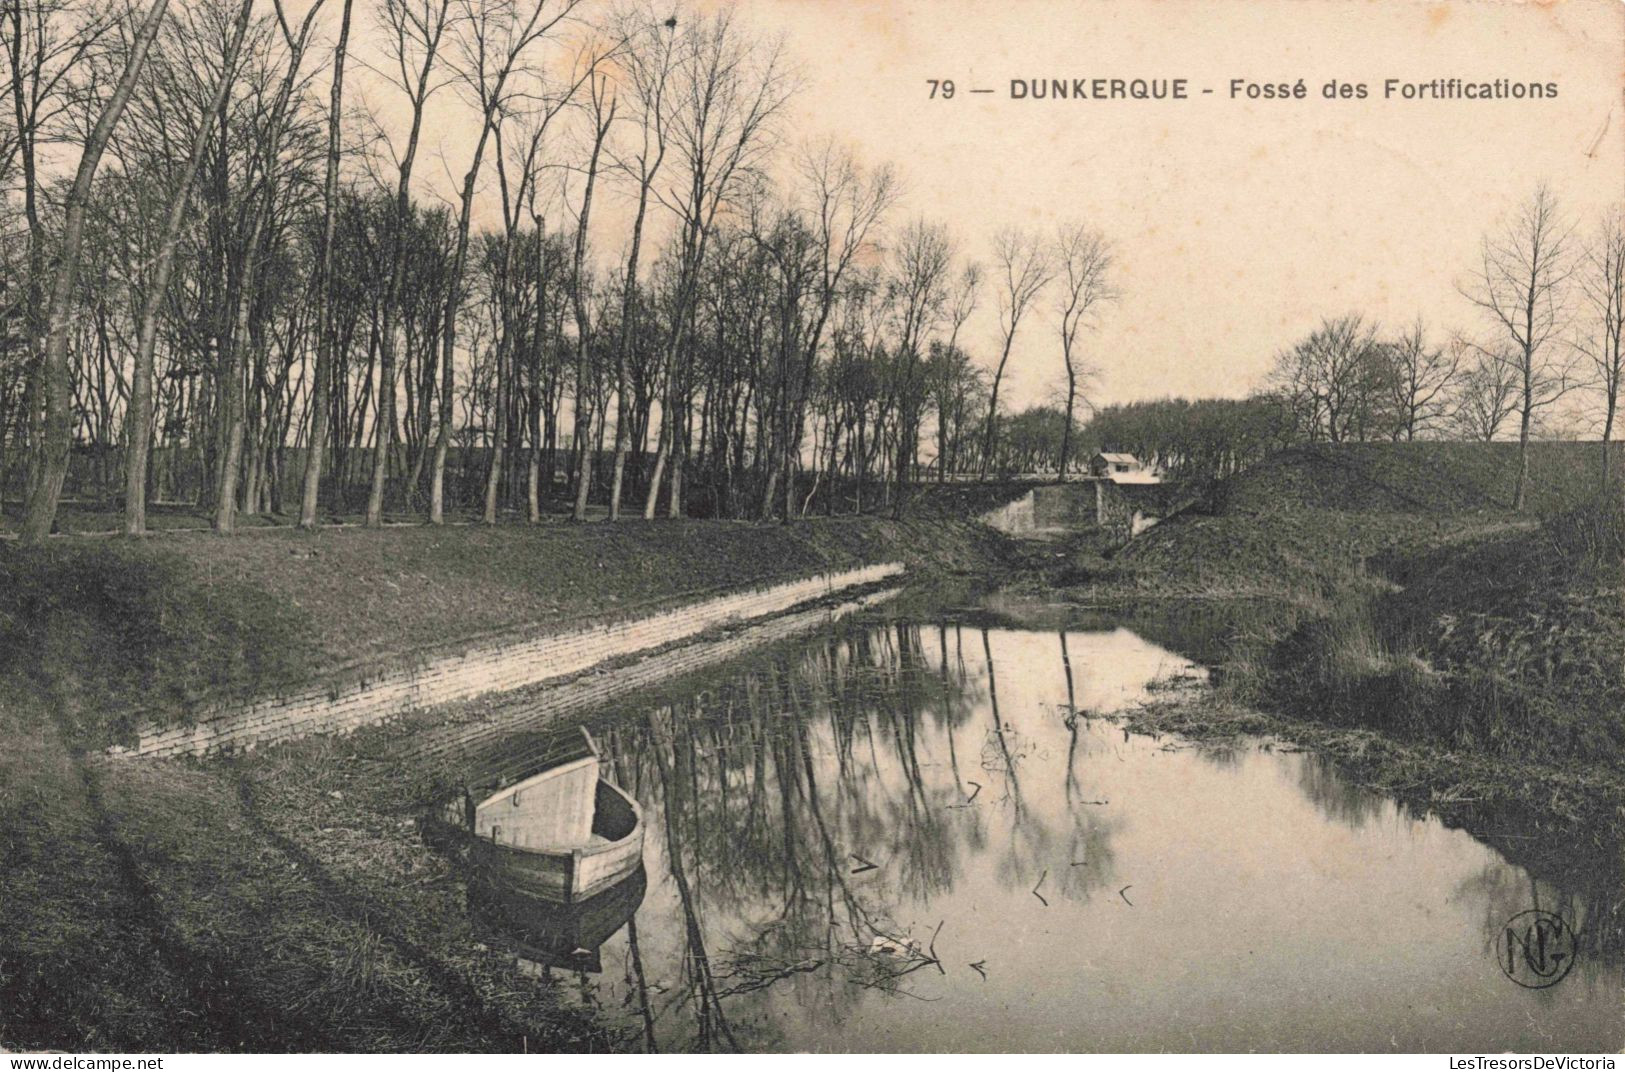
[0,0,1620,1060]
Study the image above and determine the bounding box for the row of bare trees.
[997,188,1619,491]
[0,0,1132,539]
[7,1,1609,542]
[1268,313,1466,446]
[1263,186,1624,509]
[1463,185,1624,508]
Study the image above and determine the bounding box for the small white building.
[1088,452,1160,484]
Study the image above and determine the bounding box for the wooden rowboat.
[464,727,645,905]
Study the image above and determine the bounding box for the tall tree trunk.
[215,8,322,531]
[608,391,630,520]
[21,0,172,542]
[1514,370,1532,512]
[781,433,794,526]
[125,0,254,536]
[10,0,51,521]
[608,162,662,520]
[665,397,686,519]
[642,421,668,520]
[642,249,704,519]
[482,346,507,524]
[891,407,917,520]
[526,412,542,522]
[429,350,453,521]
[215,217,266,534]
[430,126,500,525]
[569,94,612,522]
[367,7,445,527]
[979,333,1017,482]
[854,419,865,513]
[1059,356,1076,480]
[1515,436,1530,509]
[299,0,354,528]
[1601,398,1616,488]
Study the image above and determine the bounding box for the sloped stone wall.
[113,562,904,759]
[400,585,903,777]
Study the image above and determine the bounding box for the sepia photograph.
[0,0,1621,1058]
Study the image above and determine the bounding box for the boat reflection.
[469,864,648,974]
[424,613,1624,1051]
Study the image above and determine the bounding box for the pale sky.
[348,0,1624,414]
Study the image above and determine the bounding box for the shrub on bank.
[1246,493,1625,766]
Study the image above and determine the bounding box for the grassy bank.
[1018,442,1624,770]
[0,515,1009,749]
[0,515,1011,1052]
[1262,499,1625,764]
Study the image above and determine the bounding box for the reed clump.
[1242,495,1625,766]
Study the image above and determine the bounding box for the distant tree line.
[1003,187,1622,505]
[1263,186,1622,508]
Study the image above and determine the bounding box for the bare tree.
[604,3,675,521]
[881,217,945,515]
[6,0,117,516]
[363,0,453,527]
[744,148,895,523]
[429,0,584,525]
[123,0,257,536]
[1451,346,1520,443]
[641,7,793,519]
[20,0,171,542]
[1268,314,1390,443]
[491,107,569,524]
[980,226,1051,478]
[297,0,356,528]
[930,261,978,481]
[1051,222,1115,478]
[1460,183,1580,510]
[1384,317,1459,443]
[482,109,549,526]
[212,0,326,534]
[1576,205,1624,486]
[568,67,616,522]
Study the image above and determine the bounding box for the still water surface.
[484,614,1625,1052]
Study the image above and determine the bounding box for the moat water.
[470,603,1625,1052]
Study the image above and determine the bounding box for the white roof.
[1095,452,1139,464]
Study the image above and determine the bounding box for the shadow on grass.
[0,541,314,747]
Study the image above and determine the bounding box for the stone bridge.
[979,480,1180,540]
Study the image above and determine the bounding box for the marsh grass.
[1222,495,1625,766]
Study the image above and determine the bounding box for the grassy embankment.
[1023,442,1624,793]
[0,475,1040,535]
[0,513,1014,1052]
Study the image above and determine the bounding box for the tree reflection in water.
[555,619,1129,1050]
[461,616,1625,1052]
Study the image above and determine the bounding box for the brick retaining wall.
[111,562,904,759]
[399,584,904,781]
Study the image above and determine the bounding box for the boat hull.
[471,777,644,904]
